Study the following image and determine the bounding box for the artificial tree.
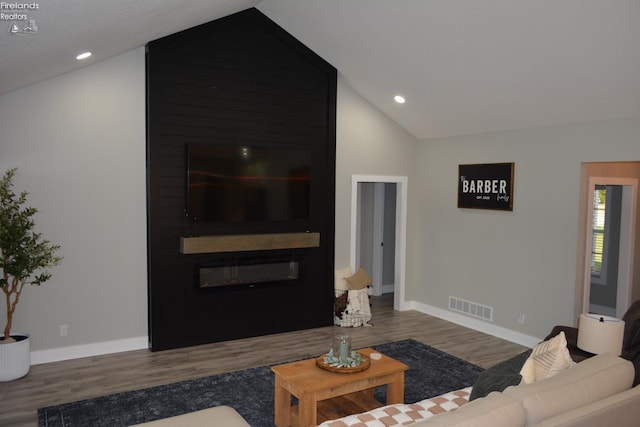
[0,168,62,342]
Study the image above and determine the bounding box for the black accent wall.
[146,8,336,351]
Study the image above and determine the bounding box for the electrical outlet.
[517,313,525,325]
[59,324,68,336]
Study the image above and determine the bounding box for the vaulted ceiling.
[1,0,639,140]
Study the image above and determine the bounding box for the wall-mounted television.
[186,144,311,223]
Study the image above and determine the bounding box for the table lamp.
[577,313,625,355]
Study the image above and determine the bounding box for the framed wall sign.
[458,162,514,211]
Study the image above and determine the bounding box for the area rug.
[38,339,483,427]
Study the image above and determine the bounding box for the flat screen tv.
[186,144,311,223]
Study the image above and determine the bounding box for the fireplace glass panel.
[198,259,299,288]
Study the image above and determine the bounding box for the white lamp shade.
[577,314,625,355]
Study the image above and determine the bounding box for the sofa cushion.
[469,349,531,400]
[503,353,634,427]
[533,385,640,427]
[412,392,525,427]
[133,405,250,427]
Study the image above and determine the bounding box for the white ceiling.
[1,0,639,140]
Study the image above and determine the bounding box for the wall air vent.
[449,296,493,321]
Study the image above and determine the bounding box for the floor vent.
[449,296,493,321]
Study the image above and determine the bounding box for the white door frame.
[350,175,408,311]
[582,177,638,318]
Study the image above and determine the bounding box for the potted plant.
[0,168,61,381]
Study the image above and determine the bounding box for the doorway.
[356,182,397,296]
[350,175,408,311]
[580,175,638,319]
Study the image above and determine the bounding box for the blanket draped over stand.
[334,288,372,327]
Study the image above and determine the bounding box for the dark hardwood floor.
[0,294,528,426]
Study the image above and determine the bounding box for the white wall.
[3,43,638,362]
[334,78,418,268]
[413,118,640,341]
[0,48,148,359]
[0,52,417,362]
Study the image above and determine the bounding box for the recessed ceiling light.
[76,52,92,61]
[394,95,406,104]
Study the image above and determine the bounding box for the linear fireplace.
[197,255,300,290]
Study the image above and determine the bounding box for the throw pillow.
[469,349,532,401]
[519,331,574,383]
[334,266,352,291]
[345,266,372,290]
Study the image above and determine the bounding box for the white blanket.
[334,288,372,327]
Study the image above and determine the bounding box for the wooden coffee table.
[271,347,409,427]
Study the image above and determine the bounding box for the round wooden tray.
[315,353,371,373]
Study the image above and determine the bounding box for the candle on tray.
[333,333,351,360]
[339,341,349,359]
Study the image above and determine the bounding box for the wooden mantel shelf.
[179,232,320,254]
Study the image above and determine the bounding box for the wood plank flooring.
[0,294,528,426]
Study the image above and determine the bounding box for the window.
[590,185,607,283]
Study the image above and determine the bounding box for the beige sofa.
[322,353,640,427]
[136,353,640,427]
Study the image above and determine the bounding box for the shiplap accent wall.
[146,9,337,350]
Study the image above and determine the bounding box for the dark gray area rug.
[38,339,483,426]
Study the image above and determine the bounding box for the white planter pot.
[0,334,30,382]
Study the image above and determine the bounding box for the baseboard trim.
[30,336,148,365]
[404,300,541,348]
[30,302,540,364]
